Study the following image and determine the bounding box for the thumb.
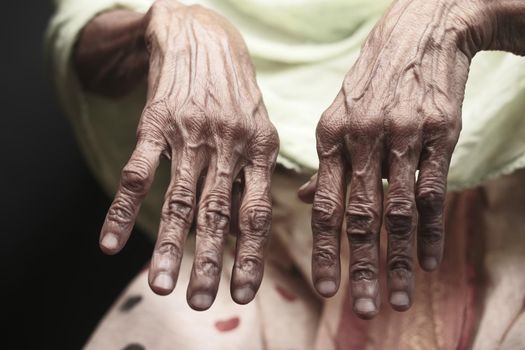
[297,173,318,204]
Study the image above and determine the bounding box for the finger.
[148,147,203,295]
[231,163,273,304]
[187,153,236,311]
[416,120,459,271]
[311,96,347,298]
[298,173,318,204]
[345,126,383,319]
[384,126,421,312]
[100,139,163,254]
[311,153,347,297]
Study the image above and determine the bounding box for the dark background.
[2,2,153,348]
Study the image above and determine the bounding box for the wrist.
[396,0,524,59]
[453,0,525,56]
[481,0,525,55]
[377,0,492,60]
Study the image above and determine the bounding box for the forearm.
[74,9,148,97]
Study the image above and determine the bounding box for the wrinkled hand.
[302,0,492,318]
[99,1,279,310]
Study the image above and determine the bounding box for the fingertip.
[232,286,255,304]
[297,174,317,204]
[314,279,338,297]
[353,298,379,319]
[389,291,411,311]
[188,292,214,311]
[99,233,121,255]
[149,273,175,295]
[231,261,263,304]
[420,256,439,271]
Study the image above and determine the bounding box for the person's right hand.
[98,0,279,311]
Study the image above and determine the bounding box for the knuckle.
[350,261,378,281]
[312,246,338,268]
[194,254,221,277]
[121,164,151,195]
[235,253,263,272]
[316,114,338,137]
[162,185,195,224]
[312,193,344,232]
[424,112,460,139]
[388,255,413,273]
[107,197,135,225]
[345,205,378,242]
[200,196,231,233]
[252,123,279,154]
[385,200,415,237]
[156,241,183,261]
[240,203,272,236]
[351,269,377,282]
[416,179,446,213]
[316,113,345,150]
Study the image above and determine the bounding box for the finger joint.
[312,193,343,233]
[385,200,414,238]
[194,254,221,277]
[162,185,195,225]
[240,203,272,236]
[346,206,378,243]
[107,197,135,226]
[200,197,231,234]
[121,166,151,196]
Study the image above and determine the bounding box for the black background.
[2,2,153,348]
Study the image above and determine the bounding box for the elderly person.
[47,0,525,349]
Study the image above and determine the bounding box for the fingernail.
[233,286,255,304]
[354,298,377,315]
[390,291,410,308]
[190,293,213,310]
[315,280,337,296]
[152,273,174,292]
[100,233,118,251]
[422,257,438,271]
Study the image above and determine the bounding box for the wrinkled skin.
[78,1,279,311]
[75,0,525,318]
[299,0,525,318]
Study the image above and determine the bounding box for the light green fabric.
[46,0,525,235]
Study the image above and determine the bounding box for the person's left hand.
[297,0,490,318]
